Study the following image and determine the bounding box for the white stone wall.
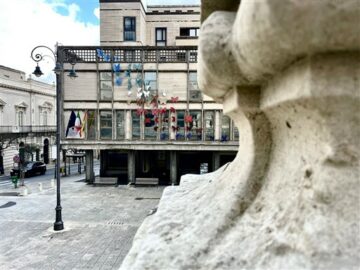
[0,80,56,126]
[0,65,56,172]
[63,72,98,101]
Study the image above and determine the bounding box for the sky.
[0,0,200,83]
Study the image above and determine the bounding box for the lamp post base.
[54,205,64,231]
[54,220,64,231]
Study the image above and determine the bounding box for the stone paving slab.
[0,175,164,270]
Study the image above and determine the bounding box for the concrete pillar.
[125,110,132,140]
[214,110,221,141]
[170,151,177,185]
[128,151,135,184]
[85,150,94,183]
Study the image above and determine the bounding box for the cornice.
[0,83,56,98]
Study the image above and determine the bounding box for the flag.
[81,110,88,137]
[75,111,82,137]
[66,111,76,137]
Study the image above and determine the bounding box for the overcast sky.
[0,0,200,83]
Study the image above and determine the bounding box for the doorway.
[43,138,49,164]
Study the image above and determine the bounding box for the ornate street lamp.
[30,44,77,231]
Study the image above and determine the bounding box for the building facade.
[0,65,56,173]
[61,0,239,185]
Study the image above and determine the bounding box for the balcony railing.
[0,126,56,134]
[59,46,198,64]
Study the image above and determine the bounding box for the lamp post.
[30,44,77,231]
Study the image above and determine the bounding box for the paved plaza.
[0,174,164,270]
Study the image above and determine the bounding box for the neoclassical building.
[61,0,238,185]
[0,65,56,173]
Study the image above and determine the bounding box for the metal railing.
[59,46,198,64]
[0,125,56,134]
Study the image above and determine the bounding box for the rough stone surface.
[120,1,360,269]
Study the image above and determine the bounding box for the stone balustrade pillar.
[120,1,360,269]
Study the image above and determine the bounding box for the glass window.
[160,110,169,140]
[176,110,185,140]
[156,28,166,46]
[180,27,199,37]
[100,111,112,139]
[116,111,125,140]
[233,124,239,141]
[18,111,24,126]
[187,110,202,141]
[144,111,157,140]
[42,111,47,126]
[189,72,201,101]
[124,17,136,41]
[204,111,215,141]
[144,72,157,95]
[189,29,197,36]
[86,110,96,140]
[221,115,231,142]
[100,72,112,101]
[132,111,140,140]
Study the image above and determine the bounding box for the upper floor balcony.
[175,36,198,46]
[0,126,56,138]
[59,46,198,64]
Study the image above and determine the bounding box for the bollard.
[23,188,28,196]
[11,176,18,188]
[38,183,43,191]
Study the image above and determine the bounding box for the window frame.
[221,114,231,141]
[99,72,113,101]
[204,111,215,141]
[187,110,202,141]
[100,111,113,140]
[176,110,185,140]
[188,71,202,102]
[42,111,48,126]
[155,27,167,46]
[86,110,97,140]
[144,111,157,140]
[116,110,125,140]
[17,111,24,126]
[124,17,136,41]
[131,110,141,140]
[144,71,157,95]
[179,27,200,37]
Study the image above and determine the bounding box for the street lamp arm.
[30,45,57,64]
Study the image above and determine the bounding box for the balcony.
[175,36,198,46]
[59,46,198,64]
[0,126,56,138]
